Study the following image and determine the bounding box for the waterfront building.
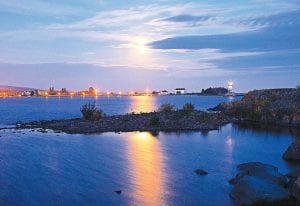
[159,90,169,95]
[175,88,186,95]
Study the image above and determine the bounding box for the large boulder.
[291,177,300,202]
[230,162,288,186]
[292,111,300,125]
[283,142,300,161]
[230,176,294,206]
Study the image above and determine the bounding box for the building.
[225,80,235,96]
[21,91,34,96]
[61,88,67,93]
[49,86,56,95]
[175,88,186,95]
[159,90,169,95]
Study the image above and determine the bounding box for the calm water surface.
[0,95,232,126]
[0,95,296,206]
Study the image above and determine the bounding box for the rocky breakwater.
[212,88,300,127]
[16,110,229,134]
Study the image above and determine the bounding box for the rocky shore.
[16,111,229,134]
[212,88,300,127]
[229,162,297,206]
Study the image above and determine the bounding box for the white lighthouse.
[226,80,235,96]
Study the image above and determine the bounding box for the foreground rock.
[230,162,295,206]
[230,176,294,206]
[16,110,229,134]
[212,88,300,127]
[230,162,288,186]
[283,142,300,161]
[291,177,300,202]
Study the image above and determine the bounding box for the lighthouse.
[226,80,235,96]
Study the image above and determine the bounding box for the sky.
[0,0,299,92]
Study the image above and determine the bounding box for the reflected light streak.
[225,135,235,175]
[126,132,165,205]
[131,95,155,113]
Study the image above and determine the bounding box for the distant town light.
[145,88,150,93]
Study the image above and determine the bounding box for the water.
[0,95,296,206]
[0,95,232,126]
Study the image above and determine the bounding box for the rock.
[194,169,208,176]
[114,190,122,195]
[291,177,300,202]
[283,142,300,161]
[292,111,300,125]
[286,168,300,179]
[230,176,294,206]
[281,115,291,125]
[38,129,48,133]
[230,162,288,186]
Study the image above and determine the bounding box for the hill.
[200,87,228,95]
[0,85,38,92]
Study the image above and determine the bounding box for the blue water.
[0,95,233,126]
[0,95,296,206]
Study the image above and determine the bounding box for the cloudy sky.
[0,0,299,92]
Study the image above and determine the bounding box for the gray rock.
[194,169,208,176]
[230,162,288,186]
[114,190,122,195]
[230,176,294,206]
[286,168,300,179]
[292,111,300,125]
[291,177,300,202]
[281,115,291,125]
[283,142,300,161]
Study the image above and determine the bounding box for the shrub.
[182,103,195,113]
[198,112,209,122]
[158,104,174,113]
[80,102,103,121]
[149,116,160,126]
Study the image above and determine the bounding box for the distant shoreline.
[0,93,245,98]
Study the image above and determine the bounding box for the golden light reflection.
[127,132,165,205]
[225,135,235,174]
[131,95,155,113]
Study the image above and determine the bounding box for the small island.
[16,103,229,134]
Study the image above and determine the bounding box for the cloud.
[159,14,213,23]
[150,10,300,52]
[0,0,78,16]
